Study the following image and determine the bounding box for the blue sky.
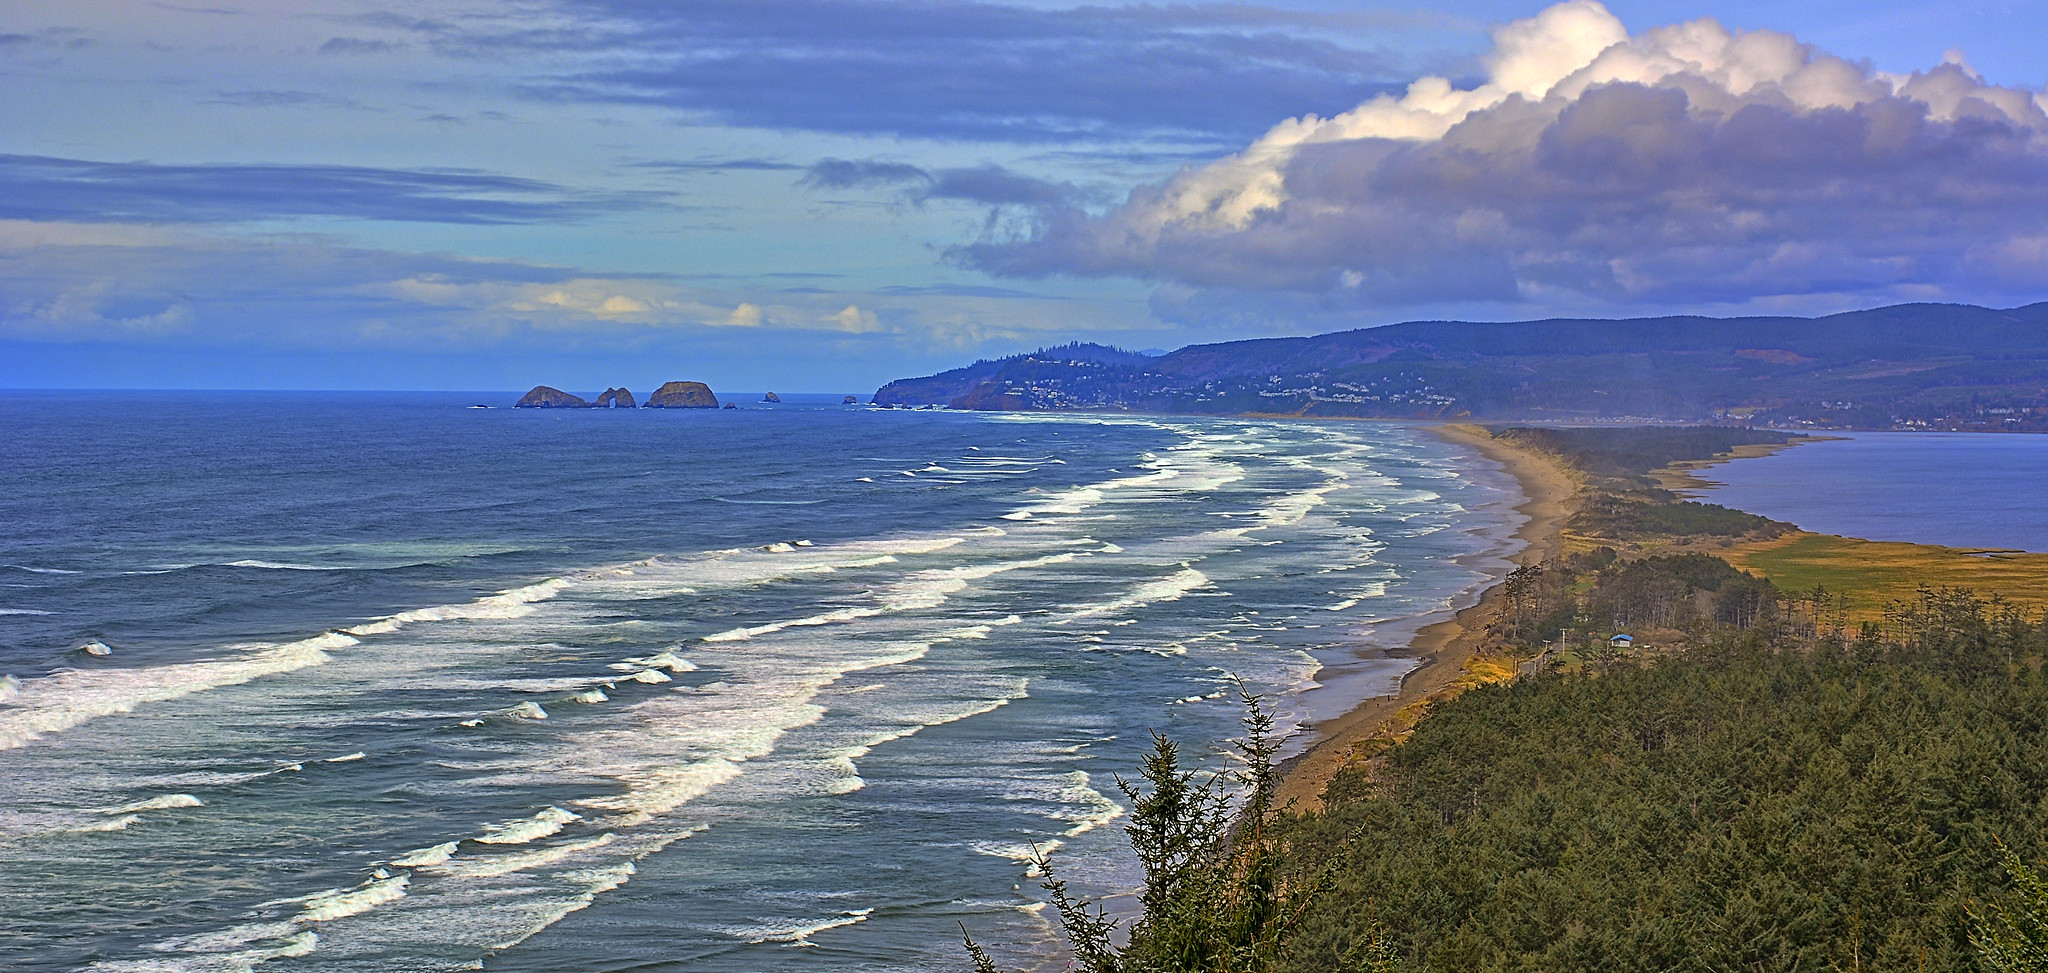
[3,0,2045,392]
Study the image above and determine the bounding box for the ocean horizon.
[0,392,1524,972]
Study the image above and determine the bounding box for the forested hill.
[872,303,2048,430]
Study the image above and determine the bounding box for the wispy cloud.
[381,0,1435,144]
[801,158,1093,208]
[628,157,805,174]
[0,154,645,225]
[317,36,405,55]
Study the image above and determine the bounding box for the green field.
[1729,531,2048,620]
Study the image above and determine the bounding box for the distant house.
[1608,634,1635,649]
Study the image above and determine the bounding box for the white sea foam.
[725,908,873,946]
[506,701,548,721]
[1063,566,1211,622]
[225,560,345,571]
[299,872,409,921]
[477,806,579,845]
[391,841,459,867]
[353,577,571,633]
[106,794,204,814]
[322,752,365,763]
[623,650,697,672]
[67,813,143,833]
[6,564,82,574]
[87,925,318,972]
[703,605,887,642]
[571,688,609,703]
[623,669,671,684]
[80,639,114,656]
[0,608,54,615]
[0,631,356,750]
[443,833,617,879]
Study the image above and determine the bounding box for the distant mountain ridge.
[871,303,2048,430]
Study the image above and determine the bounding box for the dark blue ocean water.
[0,392,1522,972]
[1694,432,2048,551]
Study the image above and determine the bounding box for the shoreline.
[1274,423,1578,811]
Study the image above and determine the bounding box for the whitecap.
[391,841,459,867]
[322,752,365,763]
[507,701,548,721]
[571,688,609,703]
[443,833,617,880]
[80,639,113,656]
[299,872,409,922]
[0,608,53,615]
[623,650,697,673]
[66,813,142,833]
[0,631,355,750]
[476,806,579,845]
[105,794,204,814]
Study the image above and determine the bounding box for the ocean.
[1694,432,2048,552]
[0,392,1523,972]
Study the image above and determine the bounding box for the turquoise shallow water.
[0,393,1522,972]
[1694,432,2048,552]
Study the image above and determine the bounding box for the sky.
[3,0,2047,392]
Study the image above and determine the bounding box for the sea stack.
[645,381,719,408]
[843,395,858,405]
[762,391,781,403]
[515,386,589,408]
[594,387,638,408]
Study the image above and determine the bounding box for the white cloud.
[963,1,2048,315]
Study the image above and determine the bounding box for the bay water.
[1694,432,2048,552]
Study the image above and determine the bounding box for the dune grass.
[1727,532,2048,620]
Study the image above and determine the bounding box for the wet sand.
[1274,423,1578,811]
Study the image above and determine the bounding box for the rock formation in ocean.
[762,391,781,403]
[515,386,589,408]
[723,402,738,409]
[594,387,638,409]
[646,381,720,408]
[843,395,859,405]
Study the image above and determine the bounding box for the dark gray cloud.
[801,158,1091,209]
[0,154,643,224]
[318,36,403,55]
[630,158,804,174]
[961,72,2048,313]
[392,0,1430,143]
[208,89,364,109]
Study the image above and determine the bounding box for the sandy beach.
[1275,423,1579,811]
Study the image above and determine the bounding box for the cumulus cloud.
[960,0,2048,312]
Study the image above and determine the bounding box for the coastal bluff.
[645,381,719,408]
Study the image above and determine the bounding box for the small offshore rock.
[843,395,858,405]
[594,387,638,409]
[762,391,781,403]
[515,386,589,409]
[645,381,720,408]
